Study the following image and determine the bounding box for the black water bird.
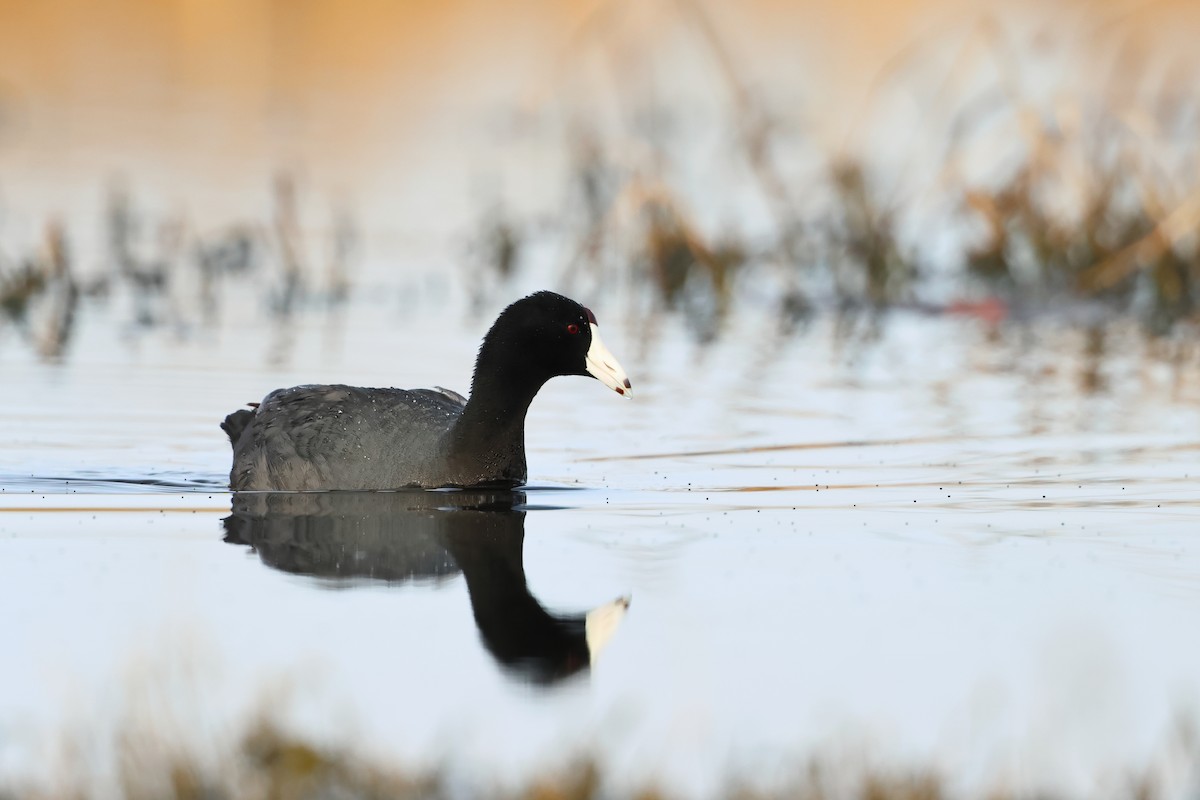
[222,291,632,490]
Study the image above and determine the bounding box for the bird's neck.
[443,362,545,483]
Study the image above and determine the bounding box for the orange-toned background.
[0,0,1196,232]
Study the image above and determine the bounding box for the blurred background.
[3,0,1200,355]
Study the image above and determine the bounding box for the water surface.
[2,301,1198,797]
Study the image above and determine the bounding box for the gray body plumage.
[226,383,526,490]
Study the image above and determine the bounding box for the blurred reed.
[0,171,359,363]
[2,2,1199,363]
[3,706,1196,800]
[470,1,1200,344]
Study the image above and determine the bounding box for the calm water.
[2,292,1199,797]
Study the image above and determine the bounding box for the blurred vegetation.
[2,708,1197,800]
[959,110,1200,337]
[3,4,1200,361]
[470,3,1200,345]
[0,220,80,361]
[0,171,358,363]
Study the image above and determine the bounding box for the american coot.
[221,291,631,490]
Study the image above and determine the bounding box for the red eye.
[567,323,580,335]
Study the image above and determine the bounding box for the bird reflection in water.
[222,490,629,685]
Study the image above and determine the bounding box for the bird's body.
[222,292,630,490]
[225,384,497,490]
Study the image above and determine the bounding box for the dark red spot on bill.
[584,307,597,325]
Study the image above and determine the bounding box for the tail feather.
[221,408,256,449]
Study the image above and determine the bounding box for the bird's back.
[227,384,467,490]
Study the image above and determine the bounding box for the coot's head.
[480,291,632,397]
